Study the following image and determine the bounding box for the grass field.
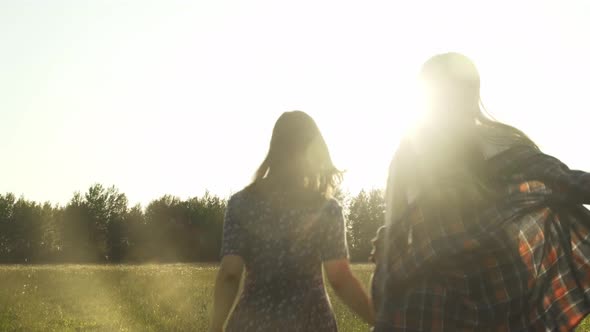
[0,264,374,331]
[0,264,588,331]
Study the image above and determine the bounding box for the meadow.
[0,264,588,332]
[0,264,374,332]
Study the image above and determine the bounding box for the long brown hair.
[396,53,540,211]
[248,111,342,199]
[419,52,538,151]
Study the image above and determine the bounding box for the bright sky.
[1,0,589,206]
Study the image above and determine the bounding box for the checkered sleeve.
[526,153,590,204]
[384,145,488,282]
[386,204,483,282]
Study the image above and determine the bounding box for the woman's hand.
[325,259,376,325]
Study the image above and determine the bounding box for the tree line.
[0,184,384,264]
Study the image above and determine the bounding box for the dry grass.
[0,264,587,331]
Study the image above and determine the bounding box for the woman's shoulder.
[323,197,343,213]
[230,185,339,211]
[232,180,274,203]
[389,137,420,170]
[227,189,253,209]
[476,126,514,159]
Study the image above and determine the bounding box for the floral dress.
[221,190,349,332]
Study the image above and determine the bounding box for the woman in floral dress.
[209,111,374,332]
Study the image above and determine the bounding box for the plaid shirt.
[373,145,590,331]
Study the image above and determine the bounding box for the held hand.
[368,300,376,326]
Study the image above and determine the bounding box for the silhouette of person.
[209,111,374,332]
[372,53,590,331]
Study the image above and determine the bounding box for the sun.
[321,81,425,195]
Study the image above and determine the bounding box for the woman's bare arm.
[324,259,375,326]
[209,255,244,332]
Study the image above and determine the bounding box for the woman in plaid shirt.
[372,53,590,331]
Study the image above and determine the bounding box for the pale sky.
[1,0,589,206]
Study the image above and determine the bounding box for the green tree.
[346,189,385,262]
[84,184,128,262]
[39,202,61,262]
[1,186,384,264]
[144,195,185,261]
[10,198,44,263]
[187,192,226,261]
[123,204,146,262]
[59,192,93,262]
[0,194,16,262]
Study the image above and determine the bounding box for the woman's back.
[222,189,348,331]
[209,111,373,332]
